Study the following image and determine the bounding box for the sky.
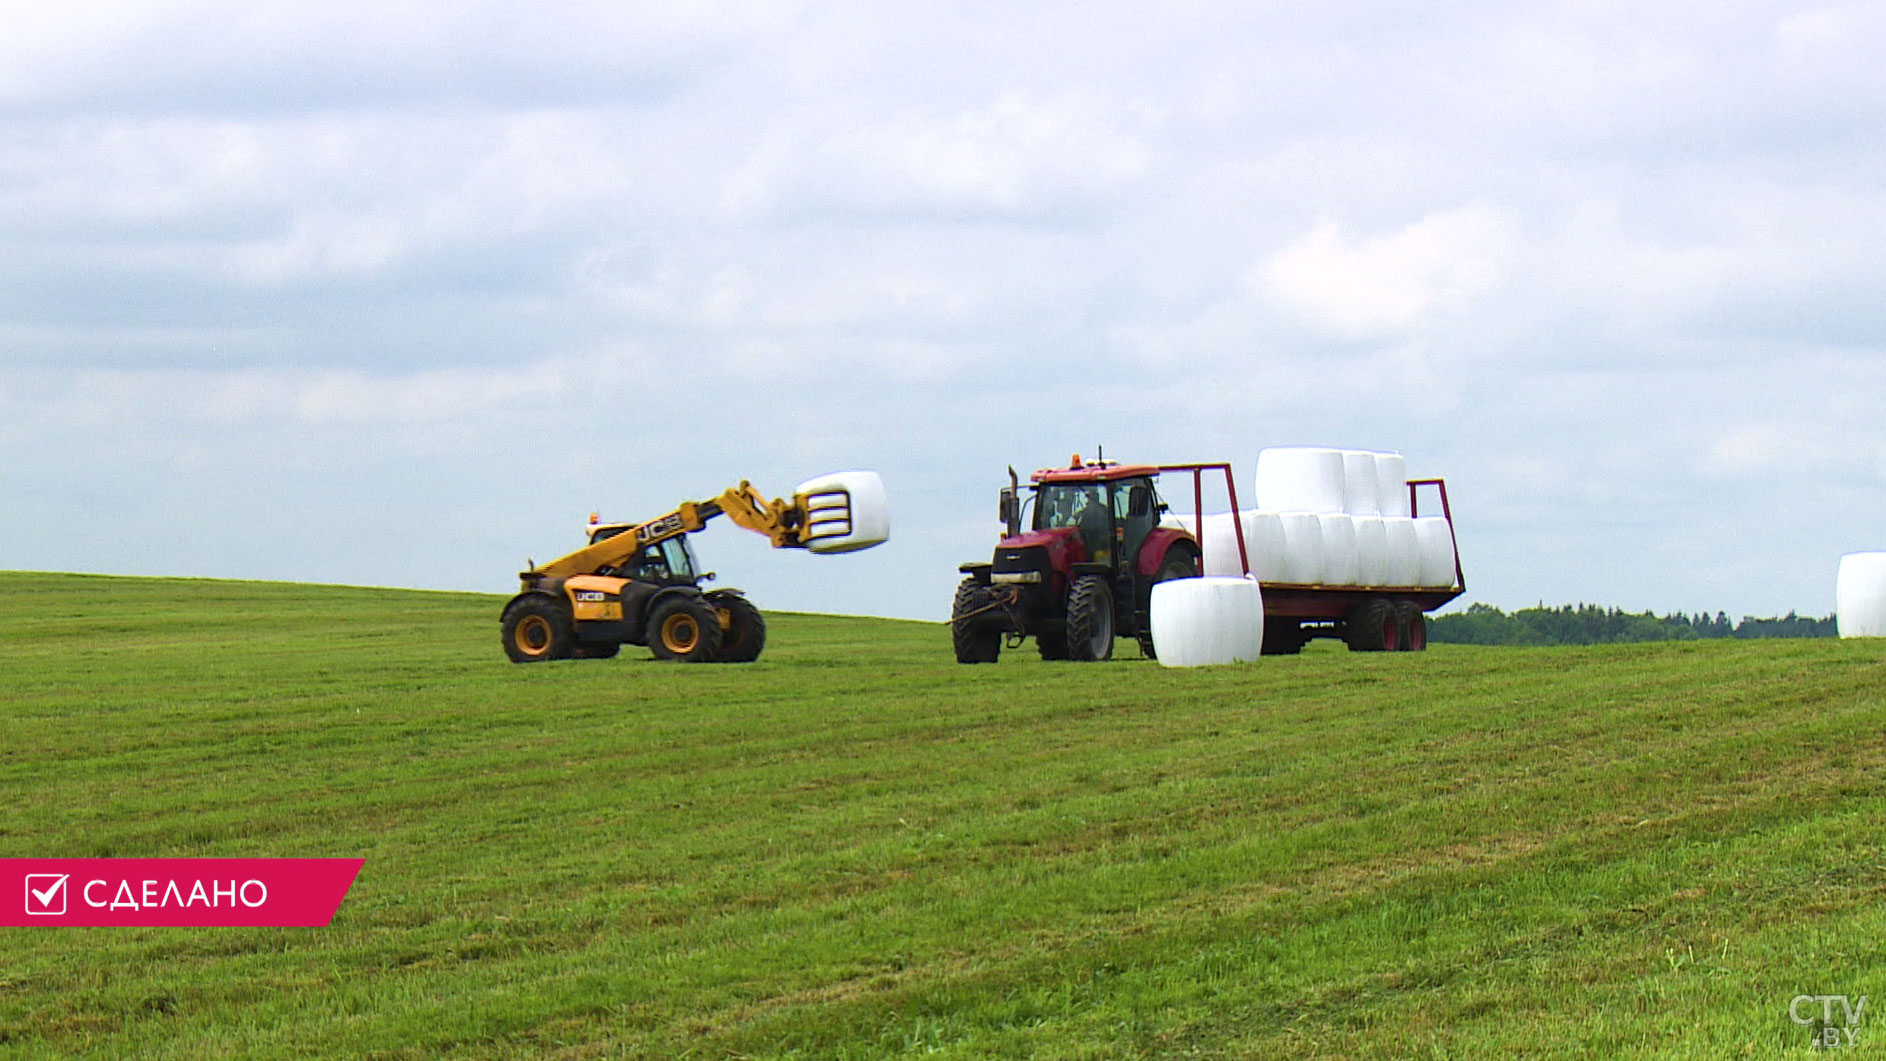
[3,0,1883,622]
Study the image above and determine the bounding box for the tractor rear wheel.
[648,596,723,663]
[714,595,767,663]
[1345,598,1399,652]
[1395,600,1427,652]
[1066,576,1115,662]
[502,595,575,663]
[1137,545,1201,660]
[951,579,1001,664]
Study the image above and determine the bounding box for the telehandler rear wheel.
[502,596,575,663]
[649,597,723,663]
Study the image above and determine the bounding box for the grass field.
[2,571,1884,1058]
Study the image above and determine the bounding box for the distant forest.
[1429,603,1837,646]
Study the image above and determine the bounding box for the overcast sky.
[4,1,1883,621]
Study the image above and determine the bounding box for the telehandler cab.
[501,473,886,664]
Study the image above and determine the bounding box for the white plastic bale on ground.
[1413,516,1459,588]
[1276,513,1326,584]
[1382,517,1421,586]
[1255,447,1347,514]
[1341,451,1381,516]
[793,470,890,554]
[1374,453,1410,517]
[1150,576,1265,667]
[1837,552,1886,638]
[1317,514,1360,586]
[1354,515,1390,586]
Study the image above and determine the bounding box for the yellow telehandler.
[500,472,886,664]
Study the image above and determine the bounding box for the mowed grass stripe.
[1,572,1883,1058]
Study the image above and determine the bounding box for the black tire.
[1065,575,1115,662]
[1395,601,1427,652]
[502,595,575,663]
[951,579,1001,664]
[713,595,767,663]
[647,596,723,663]
[1262,618,1307,655]
[572,640,621,659]
[1137,545,1201,660]
[1036,632,1069,660]
[1345,598,1399,652]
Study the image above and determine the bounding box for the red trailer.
[949,455,1464,662]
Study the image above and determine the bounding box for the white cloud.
[1257,208,1520,340]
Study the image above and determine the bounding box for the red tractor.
[950,457,1228,662]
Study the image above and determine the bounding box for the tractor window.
[1035,483,1114,565]
[1035,484,1109,532]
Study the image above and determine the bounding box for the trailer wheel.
[1345,598,1399,652]
[1137,544,1201,660]
[951,579,1001,664]
[502,596,575,663]
[1395,601,1427,651]
[714,596,767,663]
[1065,576,1115,662]
[648,597,723,663]
[1262,618,1307,655]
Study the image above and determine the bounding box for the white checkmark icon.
[27,875,67,911]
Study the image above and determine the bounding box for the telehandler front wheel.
[713,595,767,663]
[649,597,724,663]
[502,596,575,663]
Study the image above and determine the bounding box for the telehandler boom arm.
[527,481,811,580]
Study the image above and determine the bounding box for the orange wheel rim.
[516,615,553,656]
[662,614,699,653]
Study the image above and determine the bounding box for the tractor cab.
[587,526,704,587]
[1026,463,1164,575]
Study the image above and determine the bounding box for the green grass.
[2,571,1884,1058]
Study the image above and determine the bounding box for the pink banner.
[1,859,363,927]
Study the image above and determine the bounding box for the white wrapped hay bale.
[1276,513,1326,585]
[1837,552,1886,638]
[1382,517,1420,587]
[1317,514,1360,586]
[1353,515,1390,586]
[1413,516,1458,588]
[1241,512,1291,581]
[1341,451,1381,516]
[1193,513,1250,577]
[1374,452,1410,517]
[1150,576,1265,667]
[793,470,890,554]
[1255,447,1347,514]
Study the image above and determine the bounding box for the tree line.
[1428,602,1837,646]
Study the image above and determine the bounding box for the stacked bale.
[1170,446,1453,589]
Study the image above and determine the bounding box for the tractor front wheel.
[951,579,1001,664]
[502,596,576,663]
[1066,576,1115,662]
[648,597,724,663]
